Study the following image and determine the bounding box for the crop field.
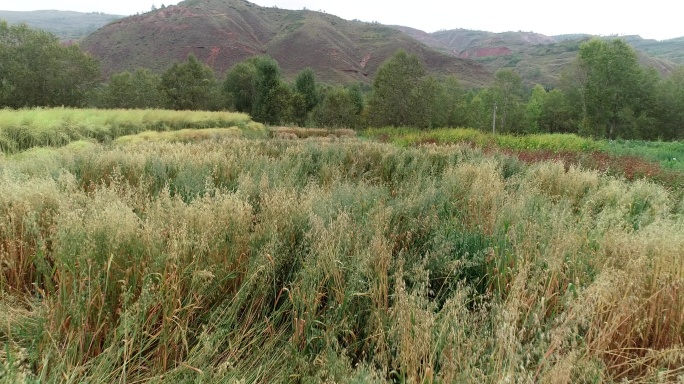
[1,110,683,383]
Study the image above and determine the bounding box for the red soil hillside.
[80,0,492,86]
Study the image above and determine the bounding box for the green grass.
[362,127,684,171]
[0,108,266,153]
[1,135,683,382]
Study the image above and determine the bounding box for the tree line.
[2,20,683,140]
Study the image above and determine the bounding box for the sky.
[1,0,682,41]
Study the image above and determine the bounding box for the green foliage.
[367,50,438,128]
[490,69,526,133]
[577,39,655,139]
[160,54,220,111]
[252,56,287,125]
[96,69,164,109]
[655,67,684,140]
[525,84,546,133]
[314,87,363,128]
[294,68,319,113]
[0,108,263,153]
[431,75,468,128]
[0,21,101,108]
[538,88,581,133]
[222,60,257,113]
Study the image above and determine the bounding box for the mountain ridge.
[0,10,123,41]
[3,3,682,88]
[79,0,492,86]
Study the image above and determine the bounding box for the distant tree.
[287,91,308,126]
[223,60,258,113]
[99,69,164,109]
[537,89,581,134]
[432,75,467,128]
[367,50,438,128]
[347,83,365,115]
[489,69,525,133]
[160,54,219,111]
[295,68,319,113]
[0,21,100,108]
[525,84,547,133]
[252,56,287,124]
[576,38,655,139]
[465,91,490,131]
[314,87,362,128]
[654,67,684,140]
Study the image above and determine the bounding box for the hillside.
[80,0,492,86]
[400,28,680,87]
[620,35,684,64]
[0,10,122,41]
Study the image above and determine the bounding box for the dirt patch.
[473,47,513,58]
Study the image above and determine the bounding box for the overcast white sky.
[1,0,681,40]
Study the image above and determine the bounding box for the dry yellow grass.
[0,137,682,382]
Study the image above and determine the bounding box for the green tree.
[433,75,467,128]
[223,60,257,113]
[525,84,547,133]
[367,50,437,128]
[252,56,287,125]
[0,21,100,108]
[314,87,362,128]
[464,91,490,131]
[654,67,684,140]
[347,83,365,115]
[576,38,654,139]
[160,54,219,111]
[538,89,581,134]
[99,69,164,109]
[294,68,318,113]
[490,69,525,133]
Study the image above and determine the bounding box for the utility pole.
[492,103,497,134]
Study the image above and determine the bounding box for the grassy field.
[0,108,266,153]
[1,114,683,382]
[363,127,684,194]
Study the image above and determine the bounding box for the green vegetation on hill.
[1,134,683,382]
[409,28,681,87]
[621,35,684,65]
[0,10,122,41]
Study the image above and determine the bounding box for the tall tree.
[434,75,467,128]
[160,54,219,111]
[654,67,684,140]
[99,69,164,109]
[252,56,286,125]
[314,87,362,129]
[576,38,654,139]
[294,68,319,114]
[0,21,100,108]
[525,84,547,133]
[223,60,257,113]
[367,50,437,128]
[490,70,525,133]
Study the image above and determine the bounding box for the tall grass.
[0,138,683,382]
[0,108,266,153]
[363,127,684,171]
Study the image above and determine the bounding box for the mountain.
[0,10,123,41]
[79,0,492,86]
[619,35,684,65]
[399,28,681,87]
